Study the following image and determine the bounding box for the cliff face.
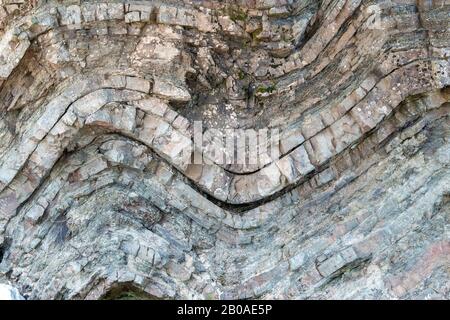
[0,0,449,300]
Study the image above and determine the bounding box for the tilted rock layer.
[0,0,449,299]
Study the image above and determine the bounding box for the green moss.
[251,28,263,45]
[204,292,217,300]
[256,83,276,94]
[225,6,248,22]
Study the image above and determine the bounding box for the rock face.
[0,0,449,300]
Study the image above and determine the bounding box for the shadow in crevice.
[101,282,159,300]
[0,237,11,264]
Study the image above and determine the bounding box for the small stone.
[290,145,315,175]
[153,79,191,102]
[165,261,192,282]
[317,168,335,185]
[155,163,174,185]
[280,131,305,154]
[257,163,281,196]
[25,205,45,224]
[126,77,151,93]
[125,11,140,23]
[77,157,109,180]
[289,252,306,271]
[268,6,289,17]
[172,115,190,132]
[317,254,346,278]
[276,156,297,183]
[59,5,82,28]
[218,16,245,37]
[134,98,168,117]
[107,3,124,20]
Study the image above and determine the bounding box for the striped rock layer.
[0,0,449,299]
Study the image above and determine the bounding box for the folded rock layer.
[0,0,449,299]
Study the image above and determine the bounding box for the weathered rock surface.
[0,283,24,300]
[0,0,448,300]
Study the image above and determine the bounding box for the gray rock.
[0,0,448,301]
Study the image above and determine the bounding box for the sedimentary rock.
[0,0,448,300]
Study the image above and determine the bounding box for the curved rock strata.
[0,0,449,299]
